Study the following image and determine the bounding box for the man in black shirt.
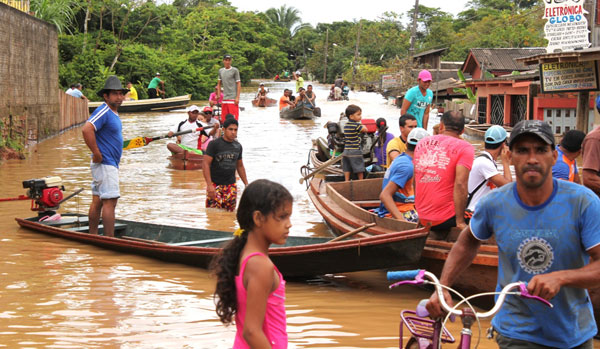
[202,116,248,211]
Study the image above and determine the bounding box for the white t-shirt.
[170,119,201,149]
[467,151,498,211]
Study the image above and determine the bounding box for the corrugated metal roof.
[413,47,448,58]
[470,48,547,71]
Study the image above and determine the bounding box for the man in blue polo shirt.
[426,120,600,348]
[82,75,128,237]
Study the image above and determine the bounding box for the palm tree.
[30,0,77,34]
[265,5,309,37]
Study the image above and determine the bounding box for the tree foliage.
[54,0,548,97]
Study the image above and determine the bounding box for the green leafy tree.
[31,0,79,34]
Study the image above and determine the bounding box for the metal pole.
[323,28,329,83]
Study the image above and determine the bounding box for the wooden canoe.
[15,213,429,278]
[88,94,191,113]
[280,105,318,120]
[167,150,203,171]
[463,123,512,142]
[307,176,600,326]
[252,97,277,107]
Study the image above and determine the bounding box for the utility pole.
[353,22,361,84]
[409,0,419,58]
[323,28,329,83]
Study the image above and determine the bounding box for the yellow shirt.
[385,137,407,166]
[128,86,138,100]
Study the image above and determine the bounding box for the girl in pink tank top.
[211,179,293,348]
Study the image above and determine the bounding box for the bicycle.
[387,269,552,349]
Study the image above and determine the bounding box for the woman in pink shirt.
[212,179,293,348]
[209,86,223,108]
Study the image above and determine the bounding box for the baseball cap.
[223,54,232,59]
[560,129,586,152]
[202,106,213,114]
[508,120,555,148]
[407,127,430,145]
[156,72,160,76]
[186,105,201,113]
[418,69,432,82]
[259,83,264,86]
[484,125,508,144]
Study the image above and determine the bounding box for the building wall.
[0,3,59,147]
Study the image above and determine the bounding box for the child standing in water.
[342,104,368,181]
[211,179,293,348]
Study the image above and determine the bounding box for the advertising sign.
[381,74,401,89]
[543,0,591,53]
[540,61,599,93]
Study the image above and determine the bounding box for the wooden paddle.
[122,126,213,150]
[326,223,377,243]
[299,154,342,184]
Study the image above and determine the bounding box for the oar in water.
[122,126,213,150]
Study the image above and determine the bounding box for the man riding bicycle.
[426,120,600,348]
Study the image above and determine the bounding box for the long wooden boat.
[274,77,291,82]
[88,94,191,113]
[15,213,429,278]
[280,105,318,120]
[167,151,203,170]
[252,97,277,107]
[308,177,600,326]
[463,123,512,142]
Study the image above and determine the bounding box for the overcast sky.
[227,0,471,26]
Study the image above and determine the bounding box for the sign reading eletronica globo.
[543,0,591,53]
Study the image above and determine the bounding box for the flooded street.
[0,81,500,348]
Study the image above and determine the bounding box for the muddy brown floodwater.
[1,81,584,348]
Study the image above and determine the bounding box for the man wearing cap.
[413,111,474,232]
[216,54,241,123]
[198,106,220,151]
[379,127,429,222]
[147,73,165,99]
[82,75,129,237]
[401,69,434,129]
[465,125,512,216]
[166,105,210,155]
[426,120,600,349]
[295,71,304,92]
[553,129,585,183]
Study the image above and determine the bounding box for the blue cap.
[484,125,507,144]
[596,94,600,113]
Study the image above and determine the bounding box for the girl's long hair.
[375,117,388,161]
[210,179,293,325]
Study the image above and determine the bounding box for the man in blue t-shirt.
[401,69,434,129]
[82,75,129,237]
[426,120,600,348]
[378,127,429,222]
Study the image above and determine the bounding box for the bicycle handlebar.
[388,269,552,318]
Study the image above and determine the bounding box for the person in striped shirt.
[342,104,368,181]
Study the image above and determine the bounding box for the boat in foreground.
[280,105,319,120]
[252,97,277,107]
[88,94,191,113]
[167,151,203,170]
[16,213,429,278]
[307,177,600,327]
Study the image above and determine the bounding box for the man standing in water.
[401,69,433,129]
[203,117,248,211]
[427,120,600,348]
[216,54,241,123]
[81,76,128,237]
